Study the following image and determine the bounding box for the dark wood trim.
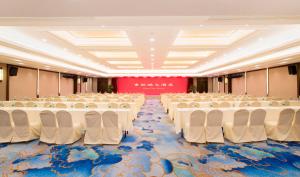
[223,75,225,93]
[297,64,300,98]
[6,65,9,100]
[73,75,78,94]
[228,76,232,94]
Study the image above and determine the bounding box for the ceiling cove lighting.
[0,45,107,76]
[50,31,132,46]
[164,60,198,64]
[161,66,189,69]
[117,66,144,69]
[198,45,300,76]
[194,27,300,73]
[89,51,138,58]
[174,29,255,46]
[107,60,142,64]
[167,51,215,58]
[0,28,110,72]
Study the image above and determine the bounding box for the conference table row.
[173,106,300,134]
[1,107,134,131]
[1,101,139,119]
[166,100,299,118]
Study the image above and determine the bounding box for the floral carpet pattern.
[1,98,300,176]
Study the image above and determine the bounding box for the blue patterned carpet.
[1,98,300,177]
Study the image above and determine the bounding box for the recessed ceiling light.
[280,61,287,64]
[150,48,155,51]
[15,59,21,62]
[18,62,24,65]
[78,54,82,57]
[42,38,47,42]
[258,38,263,41]
[150,54,155,57]
[149,38,155,42]
[199,25,204,27]
[63,48,68,51]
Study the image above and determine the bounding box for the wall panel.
[247,69,267,96]
[39,70,59,97]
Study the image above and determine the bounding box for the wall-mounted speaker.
[218,77,223,82]
[9,66,18,76]
[62,73,75,79]
[83,77,88,82]
[288,65,297,75]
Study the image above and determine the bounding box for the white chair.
[108,103,118,109]
[102,111,122,144]
[40,110,57,144]
[206,110,224,143]
[223,109,250,143]
[87,103,98,109]
[239,102,249,107]
[265,108,295,141]
[56,103,67,108]
[26,102,37,107]
[0,110,13,143]
[270,101,280,107]
[84,111,102,144]
[177,103,188,108]
[56,111,82,144]
[189,102,200,108]
[14,102,24,107]
[251,102,261,107]
[287,110,300,141]
[183,110,206,143]
[249,109,267,142]
[120,103,130,108]
[219,102,231,108]
[74,103,85,109]
[11,110,40,142]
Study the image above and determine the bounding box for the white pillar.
[266,68,269,96]
[58,72,61,96]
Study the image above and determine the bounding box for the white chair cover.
[14,102,24,107]
[0,110,13,143]
[108,103,118,109]
[40,110,57,144]
[120,103,130,108]
[249,109,267,142]
[26,102,37,107]
[56,103,67,108]
[219,102,231,108]
[56,111,82,144]
[251,102,261,107]
[84,111,102,144]
[206,110,224,143]
[102,111,122,144]
[177,103,188,108]
[224,109,249,143]
[11,110,40,142]
[265,108,295,141]
[287,110,300,141]
[189,102,200,108]
[87,103,98,109]
[183,110,206,143]
[239,102,249,107]
[74,103,85,109]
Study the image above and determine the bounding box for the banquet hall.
[0,0,300,176]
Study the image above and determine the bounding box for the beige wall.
[207,77,213,93]
[92,78,98,93]
[219,78,225,93]
[39,70,59,97]
[212,77,218,93]
[0,63,7,100]
[9,67,37,100]
[60,76,73,96]
[269,66,297,99]
[232,76,245,95]
[247,70,267,97]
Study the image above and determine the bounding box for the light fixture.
[42,38,47,42]
[149,38,155,42]
[150,48,155,51]
[150,54,154,57]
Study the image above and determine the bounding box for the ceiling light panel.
[167,51,215,58]
[107,60,141,64]
[163,60,198,64]
[174,29,254,46]
[51,30,131,46]
[89,51,138,58]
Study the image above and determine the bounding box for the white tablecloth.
[2,107,133,131]
[173,106,300,134]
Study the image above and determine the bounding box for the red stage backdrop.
[117,77,188,95]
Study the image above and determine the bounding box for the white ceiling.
[0,16,300,77]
